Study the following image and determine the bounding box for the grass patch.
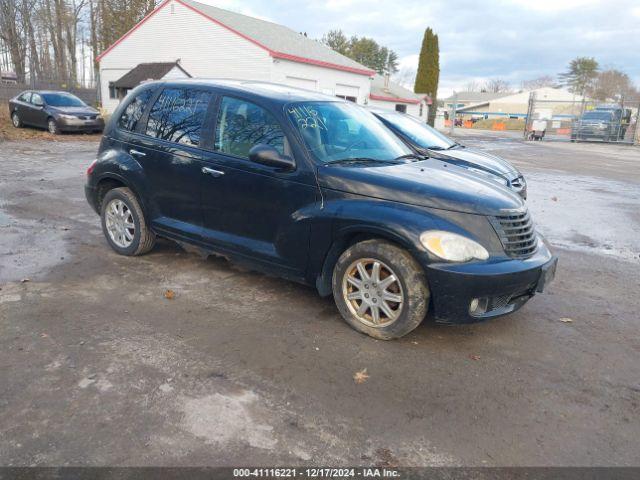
[0,104,101,142]
[470,118,525,131]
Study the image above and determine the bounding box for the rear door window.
[145,88,213,146]
[214,96,285,158]
[117,89,155,132]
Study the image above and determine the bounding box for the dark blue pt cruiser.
[85,79,557,340]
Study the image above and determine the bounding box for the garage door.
[335,84,360,100]
[285,76,318,91]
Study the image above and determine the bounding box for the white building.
[97,0,429,121]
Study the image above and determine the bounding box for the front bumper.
[419,237,557,324]
[58,116,104,132]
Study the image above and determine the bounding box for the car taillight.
[86,159,97,175]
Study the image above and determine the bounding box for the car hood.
[318,160,524,216]
[427,146,518,177]
[50,106,99,115]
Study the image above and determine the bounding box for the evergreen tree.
[559,57,599,97]
[414,27,439,126]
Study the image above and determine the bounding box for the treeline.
[0,0,158,86]
[463,57,639,102]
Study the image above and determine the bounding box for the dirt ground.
[0,132,639,467]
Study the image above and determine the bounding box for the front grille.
[76,115,97,120]
[491,208,537,258]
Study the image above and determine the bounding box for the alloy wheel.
[342,258,404,328]
[12,113,19,127]
[105,199,135,248]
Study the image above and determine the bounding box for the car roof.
[145,78,346,105]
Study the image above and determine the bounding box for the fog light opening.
[469,297,489,316]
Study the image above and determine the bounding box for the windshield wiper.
[325,157,399,165]
[394,153,428,161]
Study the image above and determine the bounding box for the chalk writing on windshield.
[288,105,327,130]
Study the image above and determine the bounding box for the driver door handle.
[202,167,225,178]
[129,149,146,157]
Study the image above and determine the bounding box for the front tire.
[11,111,23,128]
[332,239,430,340]
[100,187,155,256]
[48,118,60,135]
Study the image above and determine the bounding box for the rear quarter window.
[117,89,155,132]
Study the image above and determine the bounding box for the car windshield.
[287,102,411,164]
[377,111,456,150]
[41,93,86,107]
[582,111,612,121]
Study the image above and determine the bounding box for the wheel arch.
[94,174,148,220]
[315,225,418,297]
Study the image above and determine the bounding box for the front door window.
[214,96,286,158]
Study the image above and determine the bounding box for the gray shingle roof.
[370,74,428,103]
[180,0,374,74]
[442,91,505,103]
[113,62,190,88]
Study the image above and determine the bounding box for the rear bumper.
[85,185,99,214]
[419,236,557,324]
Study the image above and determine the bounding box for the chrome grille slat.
[491,208,538,258]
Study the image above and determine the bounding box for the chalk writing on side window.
[288,105,327,130]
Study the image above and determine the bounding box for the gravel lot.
[1,132,639,466]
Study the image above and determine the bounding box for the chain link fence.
[523,92,640,145]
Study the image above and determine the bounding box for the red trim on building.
[270,52,374,76]
[96,0,375,77]
[369,94,422,105]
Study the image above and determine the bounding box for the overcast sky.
[197,0,640,97]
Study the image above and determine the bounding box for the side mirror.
[33,101,44,108]
[248,144,295,170]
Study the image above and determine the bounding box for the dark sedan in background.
[9,90,104,134]
[368,107,527,199]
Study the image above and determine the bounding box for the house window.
[336,95,357,103]
[395,104,407,113]
[419,104,423,117]
[108,83,116,99]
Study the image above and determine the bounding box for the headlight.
[59,114,77,120]
[420,230,489,262]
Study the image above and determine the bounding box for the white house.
[368,74,430,118]
[96,0,429,121]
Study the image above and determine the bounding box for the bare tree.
[520,75,555,90]
[0,0,27,81]
[393,66,417,89]
[483,78,511,93]
[463,79,481,92]
[591,69,640,102]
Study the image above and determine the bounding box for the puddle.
[0,210,12,227]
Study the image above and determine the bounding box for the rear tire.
[100,187,155,256]
[11,111,22,128]
[332,239,430,340]
[47,118,60,135]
